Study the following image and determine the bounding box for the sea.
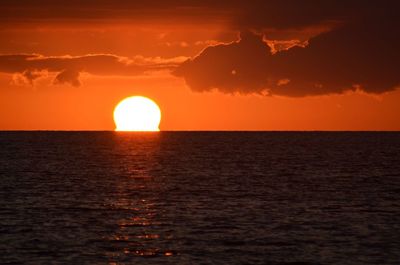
[0,132,399,265]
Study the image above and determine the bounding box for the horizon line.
[0,130,399,133]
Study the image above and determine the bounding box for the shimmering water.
[0,132,399,264]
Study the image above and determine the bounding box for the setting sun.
[113,96,161,131]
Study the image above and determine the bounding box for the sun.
[113,96,161,131]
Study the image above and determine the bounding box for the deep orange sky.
[0,1,399,130]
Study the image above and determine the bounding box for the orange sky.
[0,1,399,130]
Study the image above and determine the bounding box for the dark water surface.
[0,132,399,264]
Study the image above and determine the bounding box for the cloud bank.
[174,1,400,97]
[1,1,399,97]
[0,54,182,86]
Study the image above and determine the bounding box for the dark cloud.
[174,2,400,97]
[174,31,273,94]
[21,70,43,85]
[0,54,180,86]
[54,69,81,87]
[1,1,399,96]
[0,1,389,29]
[0,0,232,25]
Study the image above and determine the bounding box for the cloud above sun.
[0,0,399,97]
[0,54,185,86]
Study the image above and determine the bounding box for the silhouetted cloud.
[0,54,182,86]
[54,69,81,87]
[0,1,388,30]
[175,2,400,97]
[174,31,273,94]
[1,1,399,96]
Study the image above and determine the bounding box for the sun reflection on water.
[109,197,176,259]
[106,133,176,262]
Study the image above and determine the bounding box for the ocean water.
[0,132,399,265]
